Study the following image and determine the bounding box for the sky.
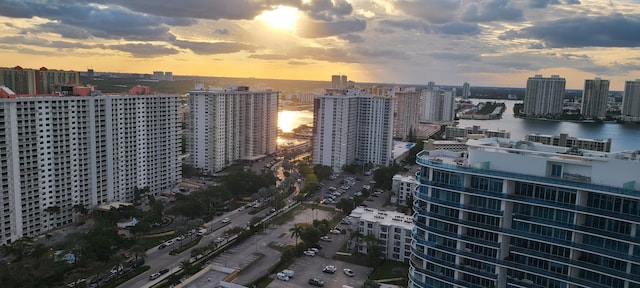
[0,0,639,90]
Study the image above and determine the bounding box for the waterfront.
[279,103,640,151]
[457,100,640,151]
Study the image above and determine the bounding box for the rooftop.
[350,207,413,229]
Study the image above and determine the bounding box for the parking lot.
[267,255,372,288]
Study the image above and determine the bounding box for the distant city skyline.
[0,1,639,90]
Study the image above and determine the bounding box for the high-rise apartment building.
[0,66,81,95]
[313,86,394,172]
[421,87,455,124]
[462,82,471,98]
[622,79,640,121]
[186,86,278,173]
[392,87,422,140]
[411,137,640,288]
[0,86,181,245]
[523,75,566,117]
[581,78,609,119]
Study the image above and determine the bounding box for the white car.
[320,236,332,242]
[330,229,341,234]
[309,247,320,253]
[343,268,354,277]
[303,250,316,256]
[222,217,230,223]
[164,239,175,246]
[276,272,290,281]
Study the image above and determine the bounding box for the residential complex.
[622,79,640,121]
[411,137,640,288]
[186,86,278,173]
[0,86,181,245]
[526,133,612,152]
[523,75,566,117]
[581,78,609,119]
[462,82,471,98]
[0,66,81,95]
[421,87,455,124]
[391,173,419,206]
[444,125,511,140]
[350,207,413,263]
[392,87,422,140]
[312,81,394,172]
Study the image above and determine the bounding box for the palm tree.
[363,234,383,265]
[289,224,304,246]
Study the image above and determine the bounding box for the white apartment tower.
[622,79,640,121]
[462,82,471,98]
[392,87,422,140]
[0,86,181,244]
[581,78,609,119]
[187,86,278,173]
[421,87,455,124]
[313,87,394,172]
[523,75,566,117]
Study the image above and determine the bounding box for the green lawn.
[371,260,409,286]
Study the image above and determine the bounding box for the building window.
[550,163,562,177]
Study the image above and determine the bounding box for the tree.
[45,206,61,214]
[363,234,384,266]
[300,226,322,245]
[289,224,304,246]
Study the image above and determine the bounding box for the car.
[158,244,167,250]
[322,265,337,274]
[330,229,341,234]
[238,206,244,211]
[276,272,290,281]
[164,239,175,246]
[222,217,230,223]
[310,244,323,250]
[320,236,332,242]
[159,268,169,275]
[309,247,319,253]
[149,272,161,280]
[308,278,325,287]
[303,250,316,256]
[343,268,354,277]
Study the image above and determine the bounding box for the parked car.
[322,265,337,274]
[308,278,325,287]
[320,236,332,242]
[149,273,161,280]
[330,229,341,234]
[281,269,295,278]
[159,268,169,275]
[343,268,354,277]
[309,247,319,253]
[276,272,290,281]
[303,250,316,256]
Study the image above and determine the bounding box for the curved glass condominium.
[410,138,640,288]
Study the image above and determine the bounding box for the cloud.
[173,40,256,55]
[0,1,186,42]
[215,28,229,35]
[300,0,354,21]
[431,51,481,61]
[394,0,461,24]
[529,0,580,8]
[248,54,292,60]
[433,22,481,35]
[500,14,640,48]
[338,34,364,43]
[379,19,430,33]
[297,17,366,38]
[288,61,313,65]
[0,35,100,49]
[108,43,180,58]
[462,0,524,22]
[92,0,266,20]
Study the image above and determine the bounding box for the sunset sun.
[257,5,299,31]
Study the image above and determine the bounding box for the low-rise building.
[350,207,413,263]
[391,174,418,206]
[526,132,612,152]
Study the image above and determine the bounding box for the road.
[120,205,266,288]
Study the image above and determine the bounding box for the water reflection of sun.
[278,110,303,133]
